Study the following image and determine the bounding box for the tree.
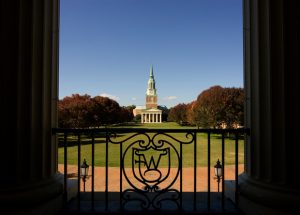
[158,105,169,122]
[118,106,134,123]
[167,103,188,124]
[58,94,134,128]
[192,86,244,128]
[186,101,196,125]
[192,86,224,128]
[58,94,93,128]
[221,87,244,128]
[91,96,121,126]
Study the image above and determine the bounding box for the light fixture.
[214,159,222,192]
[80,159,89,192]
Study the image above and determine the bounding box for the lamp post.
[214,159,222,192]
[80,159,89,192]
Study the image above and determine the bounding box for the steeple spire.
[150,65,154,78]
[146,65,157,96]
[145,65,158,109]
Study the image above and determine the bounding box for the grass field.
[58,122,244,167]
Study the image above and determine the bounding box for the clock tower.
[133,65,162,123]
[146,65,158,109]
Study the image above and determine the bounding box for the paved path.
[58,164,244,192]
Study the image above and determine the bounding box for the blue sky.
[60,0,243,108]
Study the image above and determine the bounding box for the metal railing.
[52,127,250,213]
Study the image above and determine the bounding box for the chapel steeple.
[146,65,157,96]
[146,65,158,109]
[150,65,154,77]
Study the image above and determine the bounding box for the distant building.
[133,66,162,123]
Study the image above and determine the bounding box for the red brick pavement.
[58,164,244,192]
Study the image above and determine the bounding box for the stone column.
[160,113,162,123]
[0,0,63,214]
[141,113,144,124]
[239,0,300,214]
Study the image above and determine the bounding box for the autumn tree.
[118,105,135,123]
[221,87,244,128]
[58,94,134,128]
[192,86,244,128]
[58,94,93,128]
[167,103,189,124]
[91,96,121,126]
[186,101,196,125]
[192,86,224,128]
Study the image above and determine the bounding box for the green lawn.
[58,122,244,167]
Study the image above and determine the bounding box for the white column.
[160,113,162,123]
[141,114,144,123]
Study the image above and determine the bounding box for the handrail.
[53,127,250,134]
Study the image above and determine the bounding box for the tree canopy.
[168,86,244,128]
[167,103,189,124]
[58,86,244,129]
[58,94,133,128]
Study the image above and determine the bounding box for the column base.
[0,173,64,215]
[238,173,300,215]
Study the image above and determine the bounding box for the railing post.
[63,132,68,206]
[207,132,211,211]
[235,132,239,208]
[221,132,225,210]
[180,143,183,211]
[91,132,95,211]
[105,131,109,211]
[194,131,197,211]
[120,142,123,211]
[77,134,81,211]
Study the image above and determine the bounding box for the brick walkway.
[58,164,244,192]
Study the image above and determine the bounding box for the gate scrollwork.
[108,131,195,210]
